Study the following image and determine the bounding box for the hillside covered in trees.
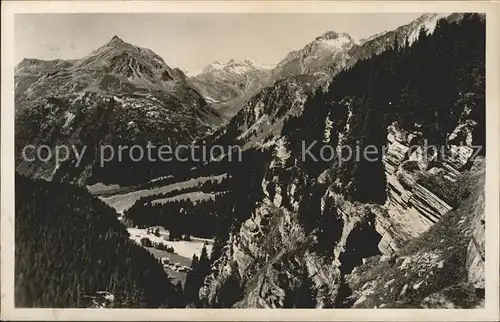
[15,175,184,308]
[123,148,271,244]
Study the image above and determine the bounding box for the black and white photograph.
[1,1,499,321]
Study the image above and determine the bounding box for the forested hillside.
[123,148,271,248]
[15,175,184,308]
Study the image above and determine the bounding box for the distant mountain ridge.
[191,59,272,102]
[190,14,464,119]
[271,13,471,88]
[14,13,472,185]
[190,59,273,119]
[200,14,465,156]
[345,13,455,66]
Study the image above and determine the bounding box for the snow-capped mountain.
[200,13,474,160]
[202,59,272,77]
[191,32,358,119]
[269,13,470,89]
[271,31,358,82]
[190,59,273,118]
[191,12,459,121]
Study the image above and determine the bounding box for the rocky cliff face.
[202,76,312,152]
[345,160,484,308]
[199,90,484,307]
[193,15,485,307]
[346,13,453,66]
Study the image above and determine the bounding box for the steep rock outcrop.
[200,138,385,307]
[203,77,311,152]
[272,31,357,84]
[375,115,479,255]
[344,160,485,308]
[200,100,483,307]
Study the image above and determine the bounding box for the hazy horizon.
[15,13,423,74]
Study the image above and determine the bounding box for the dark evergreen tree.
[183,254,200,307]
[283,269,317,308]
[213,268,244,308]
[183,245,212,307]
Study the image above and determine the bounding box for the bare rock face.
[341,104,485,308]
[272,31,357,83]
[200,144,332,307]
[201,102,484,307]
[204,77,310,154]
[447,119,477,171]
[465,181,485,290]
[344,161,485,308]
[200,137,386,307]
[377,120,480,254]
[200,78,483,308]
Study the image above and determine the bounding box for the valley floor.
[128,227,213,285]
[88,176,218,285]
[88,174,226,214]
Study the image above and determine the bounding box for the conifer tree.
[213,268,244,308]
[283,269,317,308]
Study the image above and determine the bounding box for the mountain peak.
[314,31,358,45]
[207,61,224,69]
[206,59,247,70]
[308,31,358,52]
[317,31,339,40]
[109,35,124,44]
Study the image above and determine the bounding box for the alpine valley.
[14,13,486,309]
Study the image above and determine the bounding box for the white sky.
[15,13,423,74]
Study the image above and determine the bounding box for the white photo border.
[1,1,499,321]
